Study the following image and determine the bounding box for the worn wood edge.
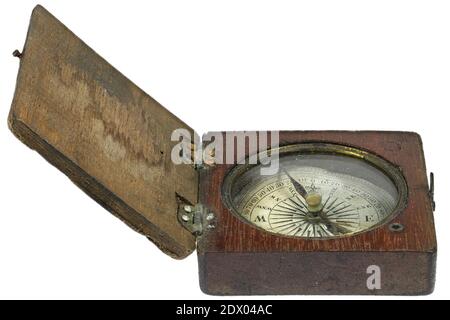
[7,112,193,259]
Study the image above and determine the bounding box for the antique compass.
[8,6,436,295]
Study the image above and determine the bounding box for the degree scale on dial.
[224,151,400,239]
[237,168,396,238]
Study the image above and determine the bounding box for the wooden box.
[197,131,436,295]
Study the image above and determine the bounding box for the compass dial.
[222,144,407,239]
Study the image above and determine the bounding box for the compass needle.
[281,168,307,198]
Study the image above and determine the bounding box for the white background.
[0,0,448,299]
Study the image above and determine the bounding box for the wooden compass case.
[9,6,436,295]
[198,132,436,295]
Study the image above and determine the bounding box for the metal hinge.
[177,203,215,236]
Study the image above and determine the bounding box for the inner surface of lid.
[8,5,198,259]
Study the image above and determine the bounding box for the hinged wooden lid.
[8,6,198,259]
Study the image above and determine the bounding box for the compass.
[222,144,408,239]
[8,6,437,296]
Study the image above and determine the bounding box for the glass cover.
[223,144,407,239]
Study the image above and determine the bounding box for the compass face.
[222,144,407,239]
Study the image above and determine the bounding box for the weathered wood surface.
[198,131,436,294]
[8,6,198,259]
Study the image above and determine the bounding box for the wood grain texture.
[8,5,198,259]
[198,131,436,294]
